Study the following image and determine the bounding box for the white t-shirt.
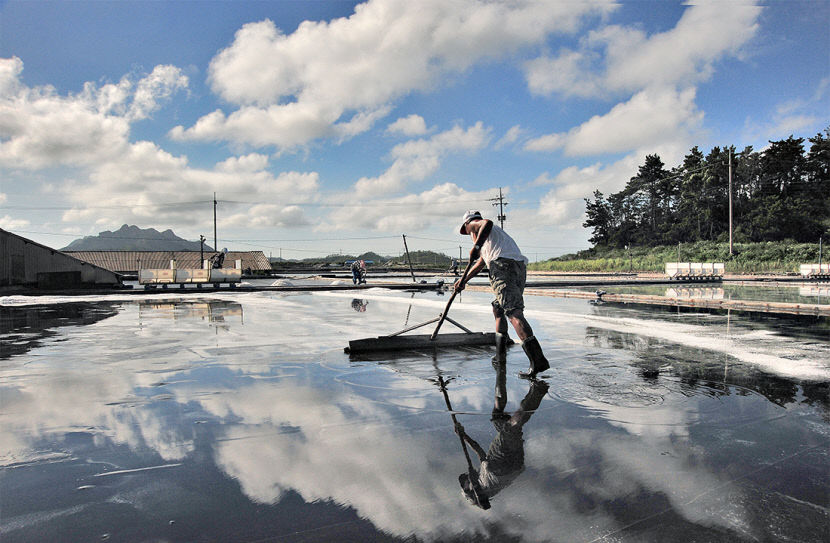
[478,223,528,266]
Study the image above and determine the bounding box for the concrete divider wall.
[800,263,830,277]
[139,267,241,285]
[665,262,725,279]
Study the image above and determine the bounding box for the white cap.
[459,210,483,234]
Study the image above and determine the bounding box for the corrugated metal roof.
[65,251,271,273]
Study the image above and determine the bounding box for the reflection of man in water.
[456,379,548,508]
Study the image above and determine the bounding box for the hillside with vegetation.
[534,128,829,273]
[271,250,452,268]
[532,241,824,274]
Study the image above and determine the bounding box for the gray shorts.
[488,258,526,316]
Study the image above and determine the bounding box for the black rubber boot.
[518,336,550,379]
[491,332,508,369]
[493,362,507,415]
[492,333,508,415]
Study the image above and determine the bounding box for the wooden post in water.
[402,234,416,282]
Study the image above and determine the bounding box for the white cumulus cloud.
[0,57,187,170]
[353,122,490,197]
[525,87,704,156]
[323,182,494,233]
[62,146,319,230]
[524,2,762,99]
[0,214,30,230]
[387,114,429,136]
[172,0,614,150]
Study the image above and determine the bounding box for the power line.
[487,187,508,228]
[1,201,214,210]
[1,197,497,212]
[225,235,400,242]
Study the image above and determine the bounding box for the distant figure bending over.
[454,211,549,378]
[210,248,227,269]
[358,260,367,284]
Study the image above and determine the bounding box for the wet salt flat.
[1,288,828,542]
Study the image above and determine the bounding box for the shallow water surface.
[568,282,830,304]
[0,290,827,542]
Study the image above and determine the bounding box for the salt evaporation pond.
[1,288,827,542]
[566,282,830,304]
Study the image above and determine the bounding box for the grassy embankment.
[529,241,825,274]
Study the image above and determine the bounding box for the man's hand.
[453,278,465,292]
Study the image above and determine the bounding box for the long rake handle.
[438,376,476,474]
[430,257,476,340]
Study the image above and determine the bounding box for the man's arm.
[453,219,492,292]
[474,219,493,247]
[454,256,485,292]
[454,422,487,460]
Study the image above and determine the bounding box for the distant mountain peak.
[61,225,214,252]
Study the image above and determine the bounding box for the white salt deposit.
[313,290,830,382]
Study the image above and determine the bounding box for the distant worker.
[450,258,459,276]
[454,211,549,378]
[351,260,361,285]
[358,260,367,284]
[210,248,228,269]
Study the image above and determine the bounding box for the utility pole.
[728,149,733,256]
[488,187,508,229]
[199,235,205,268]
[213,192,218,251]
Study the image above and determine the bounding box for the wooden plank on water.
[345,332,496,354]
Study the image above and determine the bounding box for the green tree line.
[583,128,830,249]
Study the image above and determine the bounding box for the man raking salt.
[454,211,550,379]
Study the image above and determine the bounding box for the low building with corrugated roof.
[64,251,271,274]
[1,229,123,289]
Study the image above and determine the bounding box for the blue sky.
[1,0,827,260]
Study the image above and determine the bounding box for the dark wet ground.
[0,288,827,542]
